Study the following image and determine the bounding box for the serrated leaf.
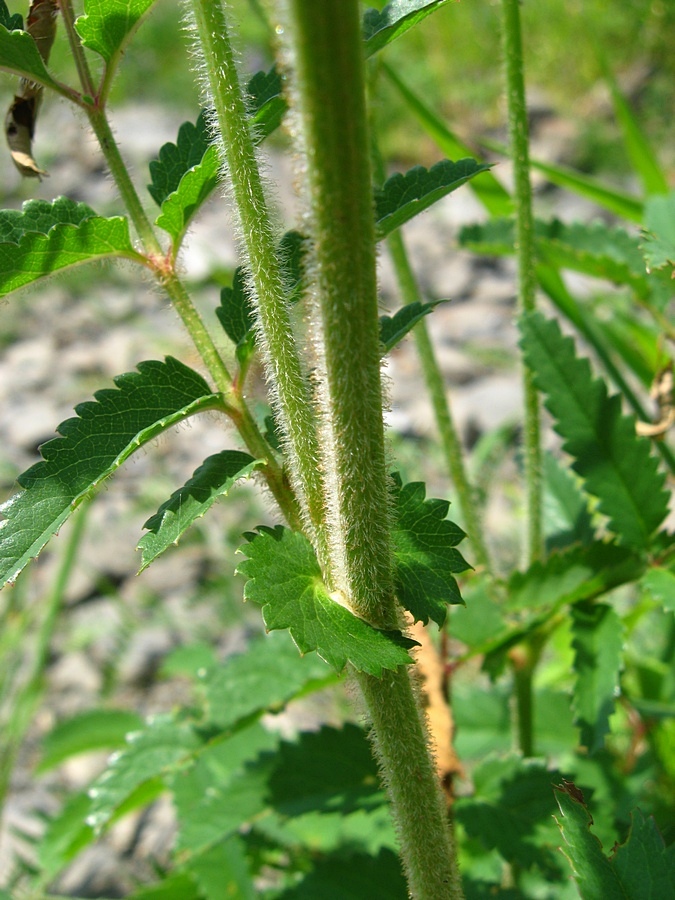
[519,312,669,549]
[138,450,262,571]
[374,159,491,240]
[642,191,675,275]
[38,709,143,773]
[379,300,444,354]
[0,357,219,587]
[363,0,455,58]
[641,566,675,613]
[246,66,286,141]
[543,452,596,551]
[38,792,95,881]
[237,526,416,675]
[571,602,624,754]
[87,715,201,833]
[0,21,61,89]
[76,0,157,64]
[205,630,336,731]
[0,196,97,242]
[391,475,470,626]
[155,145,219,245]
[0,212,144,296]
[554,784,675,898]
[268,724,384,818]
[172,723,278,854]
[188,836,255,900]
[506,542,645,614]
[454,755,563,876]
[0,2,21,30]
[276,848,407,899]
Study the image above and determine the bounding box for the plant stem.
[285,3,461,896]
[58,0,96,98]
[501,0,543,566]
[187,0,327,561]
[387,230,492,573]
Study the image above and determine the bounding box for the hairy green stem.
[59,0,96,99]
[501,0,543,566]
[387,230,492,573]
[187,0,327,560]
[285,3,461,896]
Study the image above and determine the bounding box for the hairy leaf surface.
[520,312,669,548]
[0,358,219,587]
[76,0,157,63]
[138,451,262,571]
[374,159,490,239]
[571,603,624,754]
[554,784,675,898]
[363,0,456,57]
[237,526,416,675]
[391,475,469,626]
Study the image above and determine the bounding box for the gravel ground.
[0,95,596,896]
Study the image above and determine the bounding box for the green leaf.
[506,542,645,615]
[382,63,513,218]
[237,526,416,675]
[188,836,255,900]
[363,0,456,58]
[374,159,491,240]
[87,715,201,833]
[519,312,670,549]
[268,724,385,816]
[379,300,444,354]
[38,709,143,773]
[0,197,97,242]
[204,630,336,731]
[642,567,675,613]
[454,755,563,876]
[543,452,596,551]
[147,69,284,208]
[554,783,675,898]
[0,3,22,30]
[276,848,407,899]
[127,873,200,900]
[0,210,144,297]
[138,450,263,571]
[76,0,157,64]
[571,603,624,754]
[38,792,95,881]
[642,191,675,275]
[0,22,61,90]
[0,357,219,587]
[155,145,220,246]
[172,723,278,854]
[391,475,470,626]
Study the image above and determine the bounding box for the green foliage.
[0,20,61,89]
[642,191,675,275]
[363,0,457,58]
[76,0,158,64]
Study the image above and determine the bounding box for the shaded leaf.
[276,848,407,899]
[204,630,336,731]
[374,159,491,240]
[38,792,95,881]
[188,836,255,900]
[363,0,456,58]
[519,312,669,549]
[172,723,277,854]
[87,715,201,832]
[642,191,675,275]
[0,211,144,296]
[38,709,143,773]
[379,300,444,354]
[237,526,416,675]
[455,755,563,876]
[76,0,157,64]
[571,603,624,754]
[543,452,596,551]
[0,357,219,587]
[554,783,675,898]
[0,2,23,30]
[0,20,61,89]
[246,66,286,141]
[641,566,675,613]
[138,450,263,571]
[155,145,220,245]
[268,724,384,817]
[391,474,470,626]
[127,873,200,900]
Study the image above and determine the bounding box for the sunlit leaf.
[642,191,675,275]
[76,0,157,64]
[155,145,220,246]
[364,0,456,58]
[38,709,143,773]
[0,21,61,89]
[379,300,444,354]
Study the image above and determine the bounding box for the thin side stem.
[387,231,492,573]
[58,0,96,98]
[501,0,543,566]
[188,0,327,562]
[285,3,462,896]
